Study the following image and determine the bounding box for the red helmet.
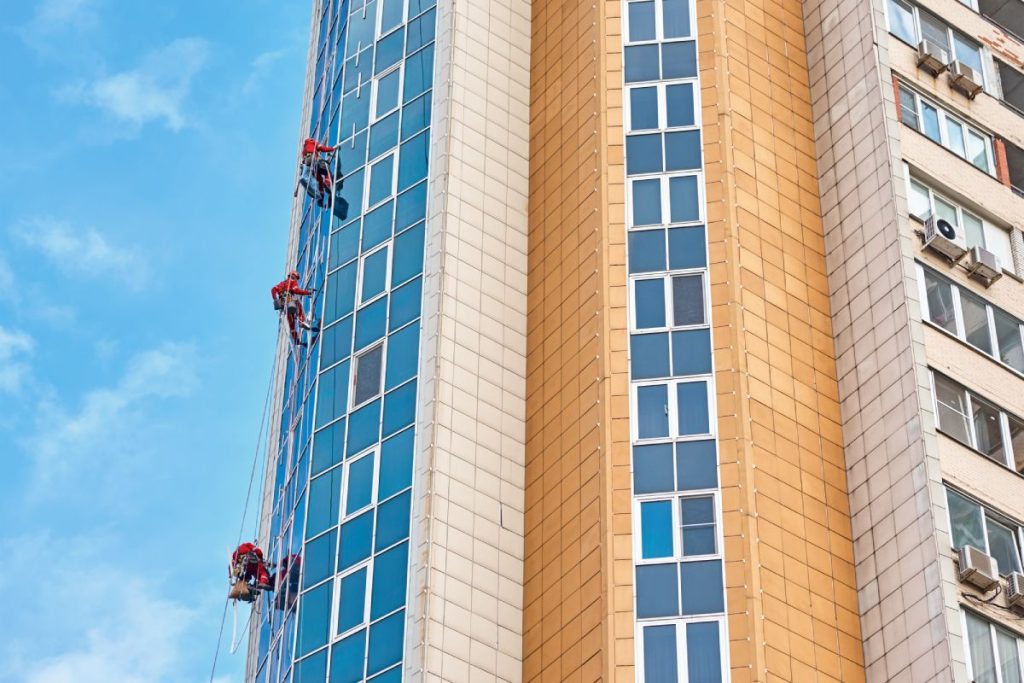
[288,270,300,279]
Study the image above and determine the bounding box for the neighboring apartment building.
[243,0,1024,681]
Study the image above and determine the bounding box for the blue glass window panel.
[383,380,417,437]
[369,111,400,159]
[375,490,412,551]
[687,622,721,682]
[664,0,691,38]
[628,230,666,273]
[662,41,697,79]
[341,89,371,137]
[680,560,724,615]
[355,297,388,350]
[632,178,662,226]
[681,498,716,556]
[368,668,402,683]
[626,134,663,175]
[395,184,427,232]
[668,176,700,223]
[379,428,414,500]
[401,92,431,139]
[389,277,422,332]
[375,29,405,75]
[398,131,429,191]
[370,541,409,619]
[631,333,670,380]
[338,510,374,571]
[316,360,350,428]
[409,0,436,15]
[629,87,658,131]
[345,48,375,95]
[295,649,328,683]
[325,263,357,325]
[671,329,712,376]
[329,629,366,683]
[313,419,346,475]
[362,200,393,251]
[403,44,434,102]
[671,274,704,326]
[347,399,382,456]
[367,610,405,675]
[668,225,706,268]
[624,45,659,83]
[636,563,679,618]
[347,452,375,514]
[381,0,404,34]
[643,624,679,683]
[297,581,332,656]
[665,131,701,171]
[385,324,420,389]
[628,1,656,41]
[337,568,367,635]
[676,381,709,435]
[676,440,718,490]
[321,314,353,369]
[392,221,425,283]
[634,443,674,494]
[307,467,342,538]
[634,279,666,329]
[361,248,389,302]
[640,500,674,559]
[406,8,436,55]
[340,167,365,218]
[376,70,401,118]
[666,83,695,127]
[347,3,375,58]
[369,155,395,206]
[331,222,360,270]
[339,132,367,176]
[637,384,669,439]
[303,528,338,587]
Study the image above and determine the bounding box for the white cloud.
[13,217,148,287]
[20,0,100,49]
[60,38,209,131]
[242,48,288,95]
[0,327,34,394]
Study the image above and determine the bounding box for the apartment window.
[1007,141,1024,197]
[626,81,698,132]
[371,67,401,121]
[358,243,390,304]
[638,620,724,683]
[633,379,713,441]
[946,487,1023,574]
[979,0,1024,43]
[886,2,986,77]
[624,0,695,43]
[998,61,1024,115]
[632,273,707,331]
[965,610,1024,683]
[629,174,703,227]
[898,85,995,174]
[352,344,384,407]
[932,370,1024,472]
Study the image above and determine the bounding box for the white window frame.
[632,491,721,565]
[630,377,715,443]
[962,609,1024,683]
[626,172,705,228]
[370,64,404,123]
[622,0,697,44]
[886,1,988,86]
[365,150,398,209]
[356,241,392,306]
[635,617,729,683]
[898,85,995,174]
[624,79,701,133]
[945,486,1024,575]
[629,271,709,333]
[930,370,1022,470]
[341,446,380,520]
[351,341,386,411]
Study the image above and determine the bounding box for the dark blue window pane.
[680,560,724,614]
[666,83,695,127]
[637,384,669,439]
[379,428,414,500]
[406,8,436,55]
[628,1,656,41]
[403,45,434,102]
[664,0,691,38]
[676,381,709,435]
[361,248,389,302]
[330,629,366,683]
[325,263,357,325]
[304,528,338,587]
[636,563,679,618]
[409,0,436,15]
[401,92,432,139]
[368,668,402,682]
[381,0,404,33]
[662,41,697,79]
[383,380,417,436]
[665,131,701,171]
[640,500,674,559]
[643,625,679,683]
[671,274,704,326]
[347,5,375,58]
[626,134,663,175]
[687,622,722,682]
[331,222,360,269]
[367,610,405,675]
[313,419,347,475]
[392,221,425,283]
[630,87,659,131]
[369,111,400,159]
[347,399,382,456]
[295,650,328,683]
[398,131,429,191]
[375,490,412,551]
[634,278,666,329]
[625,45,660,83]
[389,277,422,332]
[634,443,674,494]
[671,329,712,376]
[375,70,401,117]
[297,581,332,656]
[632,178,662,226]
[668,176,699,223]
[385,323,420,389]
[339,167,365,217]
[668,225,706,268]
[370,541,409,619]
[355,297,388,350]
[316,360,350,428]
[307,467,342,538]
[337,568,367,635]
[375,29,405,75]
[681,497,716,555]
[369,155,394,206]
[628,230,666,273]
[395,184,427,232]
[676,440,718,490]
[347,452,375,514]
[341,90,370,137]
[631,333,670,380]
[363,200,393,252]
[339,511,374,571]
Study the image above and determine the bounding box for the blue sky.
[0,1,311,680]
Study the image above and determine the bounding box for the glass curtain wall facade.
[253,0,438,681]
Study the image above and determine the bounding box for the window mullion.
[951,284,966,340]
[1000,411,1014,469]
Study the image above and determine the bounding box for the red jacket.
[233,543,264,564]
[271,278,312,301]
[302,138,335,156]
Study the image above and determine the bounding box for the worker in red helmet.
[229,542,273,602]
[271,270,317,346]
[299,137,338,208]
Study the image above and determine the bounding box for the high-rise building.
[245,0,1024,679]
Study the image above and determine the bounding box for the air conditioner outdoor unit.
[959,545,1000,591]
[949,61,985,99]
[924,216,967,262]
[917,40,950,76]
[966,246,1002,285]
[1008,572,1024,609]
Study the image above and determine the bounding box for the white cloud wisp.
[13,218,148,287]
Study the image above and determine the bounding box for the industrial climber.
[298,136,338,208]
[229,542,273,602]
[271,270,318,346]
